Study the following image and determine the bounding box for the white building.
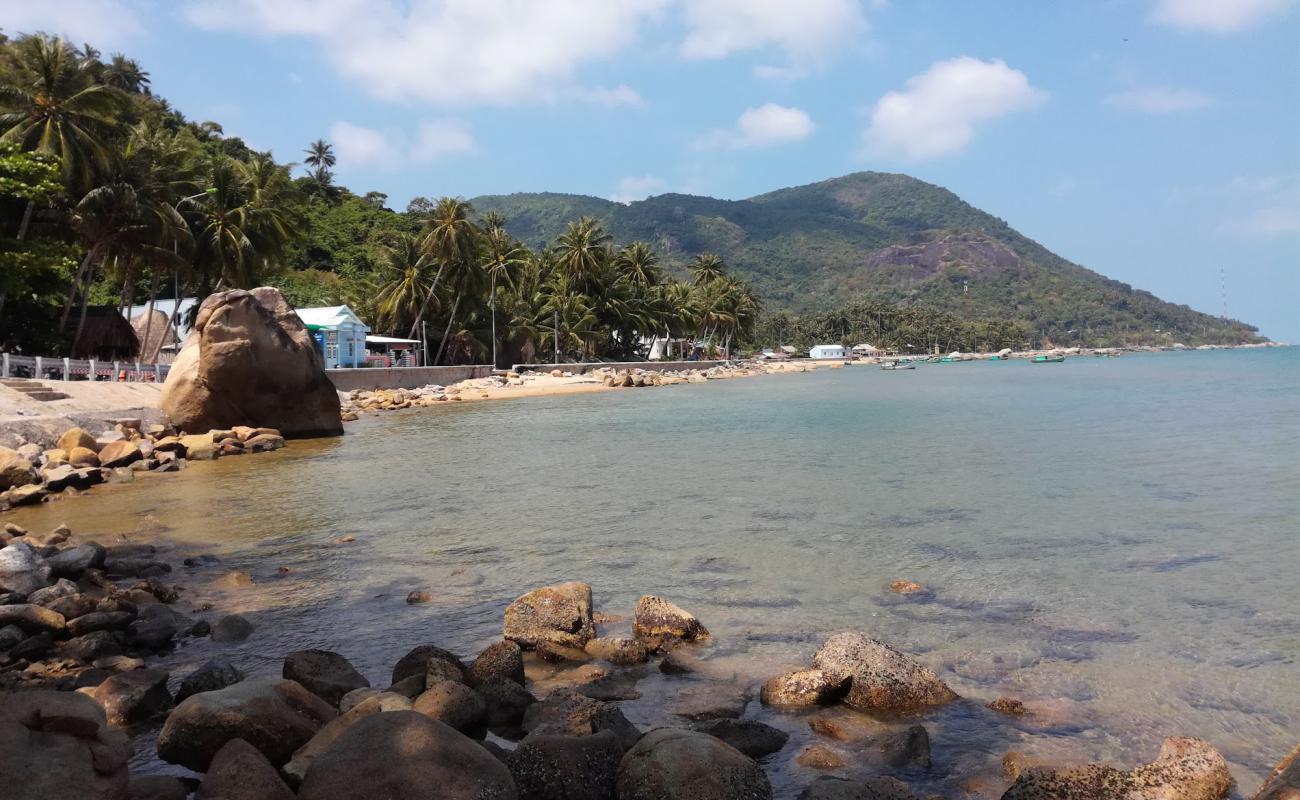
[296,305,370,369]
[809,344,847,360]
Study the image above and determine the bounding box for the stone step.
[0,379,37,387]
[24,391,70,401]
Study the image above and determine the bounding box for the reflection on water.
[9,348,1299,796]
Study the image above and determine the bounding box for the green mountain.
[472,172,1261,346]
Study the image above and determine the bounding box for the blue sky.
[4,0,1298,338]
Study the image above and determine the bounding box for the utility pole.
[1220,267,1227,319]
[553,309,559,365]
[421,321,428,367]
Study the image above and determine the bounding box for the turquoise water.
[12,348,1298,796]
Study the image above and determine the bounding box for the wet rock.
[0,542,51,595]
[989,696,1028,717]
[508,729,622,800]
[284,649,370,706]
[1002,736,1233,800]
[799,744,848,770]
[245,432,285,452]
[406,590,433,604]
[477,677,537,739]
[469,640,525,686]
[812,632,957,713]
[691,718,790,758]
[392,643,468,684]
[61,630,123,662]
[196,738,294,800]
[1255,743,1299,800]
[88,668,172,727]
[339,688,413,713]
[284,695,389,785]
[807,712,882,743]
[617,727,772,800]
[0,689,131,800]
[210,613,254,642]
[67,611,135,637]
[297,711,518,800]
[523,688,641,751]
[28,577,79,606]
[576,669,644,702]
[0,602,65,634]
[128,613,178,651]
[888,580,927,595]
[157,677,337,770]
[633,595,708,642]
[504,581,595,650]
[761,669,846,708]
[127,774,191,800]
[660,648,700,675]
[674,683,753,721]
[48,544,105,577]
[47,592,99,620]
[877,725,931,768]
[585,636,649,665]
[132,577,179,603]
[0,446,38,490]
[414,680,489,738]
[213,569,253,588]
[536,640,591,663]
[797,776,923,800]
[98,440,142,468]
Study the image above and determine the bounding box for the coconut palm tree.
[406,196,475,341]
[374,232,435,335]
[0,34,126,192]
[614,241,661,288]
[554,217,611,288]
[102,54,150,94]
[480,212,527,367]
[690,252,726,287]
[303,139,335,169]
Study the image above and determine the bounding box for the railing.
[1,353,171,383]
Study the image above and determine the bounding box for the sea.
[10,347,1298,797]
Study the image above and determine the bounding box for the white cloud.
[1221,175,1300,236]
[695,104,816,150]
[679,0,867,76]
[610,175,667,204]
[0,0,144,47]
[184,0,669,107]
[329,119,476,171]
[862,57,1046,161]
[1105,87,1215,113]
[1229,205,1300,235]
[1150,0,1296,32]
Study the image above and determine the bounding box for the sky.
[3,0,1298,339]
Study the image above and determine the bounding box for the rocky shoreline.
[0,524,1294,800]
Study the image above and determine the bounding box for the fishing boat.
[881,360,916,370]
[1031,355,1065,363]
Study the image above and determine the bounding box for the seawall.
[326,365,495,391]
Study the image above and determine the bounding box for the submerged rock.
[504,582,595,650]
[616,727,772,800]
[691,718,790,758]
[812,632,956,713]
[1001,736,1233,800]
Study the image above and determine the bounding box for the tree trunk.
[489,272,497,369]
[433,293,461,366]
[407,262,447,340]
[141,268,160,361]
[71,263,98,356]
[16,201,33,241]
[61,247,98,331]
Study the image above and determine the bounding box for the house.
[365,335,420,367]
[756,348,790,361]
[296,305,370,369]
[809,344,847,360]
[851,343,880,356]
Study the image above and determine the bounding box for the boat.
[1031,355,1065,363]
[881,360,916,370]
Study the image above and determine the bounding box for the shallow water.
[11,348,1299,797]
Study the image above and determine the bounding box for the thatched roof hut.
[72,306,139,360]
[131,308,176,362]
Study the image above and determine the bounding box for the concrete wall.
[326,365,494,391]
[512,360,727,375]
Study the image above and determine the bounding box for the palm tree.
[480,212,527,367]
[374,232,435,334]
[406,196,475,342]
[554,217,611,288]
[66,182,144,347]
[0,34,126,192]
[303,139,335,169]
[102,54,150,94]
[690,252,726,287]
[614,241,661,288]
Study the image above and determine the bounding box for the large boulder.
[0,689,132,800]
[633,595,708,642]
[88,668,173,726]
[283,649,370,706]
[760,669,846,708]
[616,727,772,800]
[175,660,245,703]
[0,542,51,595]
[413,681,489,738]
[156,677,336,771]
[297,711,518,800]
[1254,744,1299,800]
[1002,737,1233,800]
[504,582,595,650]
[392,643,468,685]
[284,695,389,785]
[0,446,38,490]
[469,640,526,686]
[160,288,343,438]
[197,738,294,800]
[523,689,641,752]
[812,633,956,713]
[508,729,623,800]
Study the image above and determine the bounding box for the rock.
[127,775,191,800]
[1002,736,1233,800]
[633,595,709,642]
[339,688,412,713]
[47,592,99,620]
[57,427,98,454]
[62,630,122,662]
[0,602,65,633]
[989,696,1028,716]
[48,544,105,576]
[0,623,23,649]
[691,718,790,758]
[1255,743,1299,800]
[210,613,254,642]
[297,711,518,800]
[504,582,595,650]
[88,668,173,727]
[213,569,253,588]
[43,464,105,492]
[799,744,848,770]
[888,580,927,596]
[807,712,882,743]
[98,440,142,468]
[469,640,525,686]
[812,633,957,713]
[5,483,47,505]
[196,738,294,800]
[761,669,846,708]
[94,655,145,672]
[508,729,622,800]
[796,776,922,800]
[0,689,131,800]
[160,288,344,437]
[877,725,931,768]
[536,640,591,663]
[428,656,469,686]
[407,590,433,604]
[0,542,52,595]
[175,660,245,703]
[392,643,468,684]
[67,611,134,637]
[477,677,537,738]
[414,680,489,738]
[660,648,700,675]
[27,576,79,606]
[523,689,640,751]
[0,446,38,490]
[585,636,649,665]
[245,432,285,452]
[284,696,389,785]
[67,446,101,467]
[674,684,752,721]
[617,727,772,800]
[156,677,337,770]
[284,649,370,706]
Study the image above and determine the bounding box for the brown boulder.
[0,446,37,490]
[1255,744,1300,800]
[0,689,131,800]
[468,640,525,686]
[68,446,101,467]
[98,440,142,468]
[633,595,708,642]
[197,738,294,800]
[504,582,595,649]
[1002,737,1233,800]
[812,632,956,713]
[88,668,172,726]
[160,288,343,438]
[616,727,772,800]
[283,649,370,706]
[57,427,98,454]
[761,669,846,708]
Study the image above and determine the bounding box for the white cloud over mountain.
[610,175,667,204]
[694,104,816,150]
[862,57,1045,161]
